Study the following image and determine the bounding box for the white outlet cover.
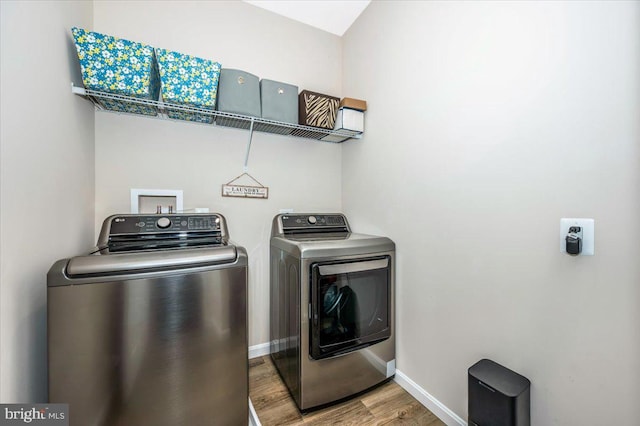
[560,218,595,255]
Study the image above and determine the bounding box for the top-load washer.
[270,213,395,411]
[48,213,248,426]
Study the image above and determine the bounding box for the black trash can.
[468,359,531,426]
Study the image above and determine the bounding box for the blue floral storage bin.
[155,48,221,123]
[71,27,160,116]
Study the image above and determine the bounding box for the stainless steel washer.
[270,213,395,411]
[48,213,248,426]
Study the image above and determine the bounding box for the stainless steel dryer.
[270,213,395,411]
[48,213,248,426]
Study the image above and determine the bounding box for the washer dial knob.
[308,215,317,224]
[156,217,171,229]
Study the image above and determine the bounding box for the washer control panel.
[109,214,221,235]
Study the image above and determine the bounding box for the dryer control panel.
[279,214,350,235]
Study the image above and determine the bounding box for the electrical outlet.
[560,218,595,255]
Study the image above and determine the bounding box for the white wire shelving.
[71,85,362,143]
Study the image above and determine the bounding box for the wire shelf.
[72,85,362,143]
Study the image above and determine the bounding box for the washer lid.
[65,245,238,277]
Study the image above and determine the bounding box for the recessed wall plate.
[131,189,184,214]
[560,218,595,256]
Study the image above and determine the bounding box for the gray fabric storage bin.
[260,79,298,124]
[216,68,261,117]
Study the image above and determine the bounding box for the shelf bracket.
[71,82,85,95]
[243,118,255,173]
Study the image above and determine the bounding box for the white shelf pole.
[243,118,255,173]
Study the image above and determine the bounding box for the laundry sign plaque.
[221,172,269,199]
[221,184,268,199]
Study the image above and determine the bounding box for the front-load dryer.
[269,213,395,411]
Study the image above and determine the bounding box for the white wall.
[0,1,95,402]
[342,1,639,424]
[93,1,343,347]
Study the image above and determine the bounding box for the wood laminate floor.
[249,356,446,425]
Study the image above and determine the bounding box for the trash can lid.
[468,359,531,397]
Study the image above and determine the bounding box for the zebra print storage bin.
[298,90,340,129]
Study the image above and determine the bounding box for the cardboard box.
[71,27,160,116]
[156,48,221,123]
[334,107,364,132]
[298,90,340,129]
[339,97,367,111]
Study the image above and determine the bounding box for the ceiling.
[243,1,371,36]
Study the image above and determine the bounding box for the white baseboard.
[394,369,467,426]
[249,342,271,359]
[249,398,261,426]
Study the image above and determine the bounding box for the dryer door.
[310,256,391,360]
